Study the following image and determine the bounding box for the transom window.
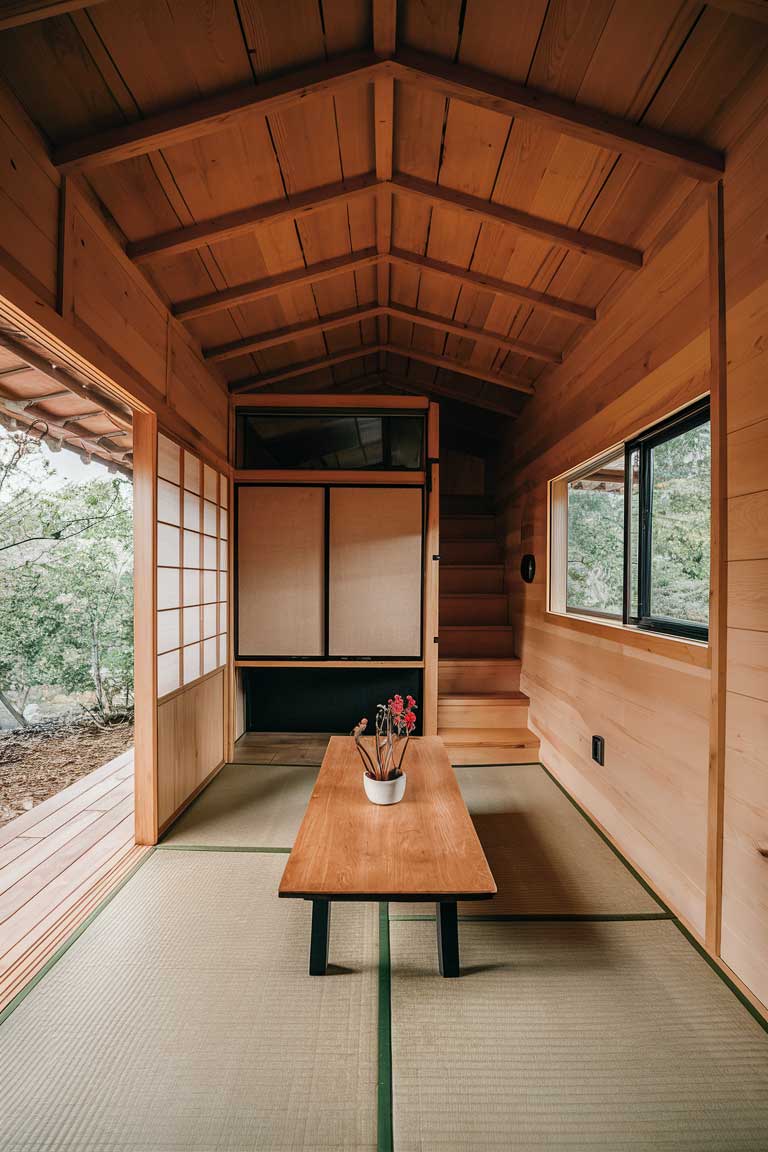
[550,399,711,642]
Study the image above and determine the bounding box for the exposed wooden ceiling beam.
[385,302,561,363]
[383,343,535,395]
[229,345,384,393]
[391,50,724,184]
[380,372,520,417]
[229,340,536,398]
[0,1,108,31]
[51,47,723,183]
[128,174,380,262]
[391,173,643,269]
[130,171,640,268]
[173,248,379,321]
[206,304,381,362]
[204,302,561,365]
[53,53,381,174]
[387,247,596,324]
[173,246,594,325]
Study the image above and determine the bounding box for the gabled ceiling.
[0,0,765,418]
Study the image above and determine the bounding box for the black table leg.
[436,901,460,977]
[309,899,331,975]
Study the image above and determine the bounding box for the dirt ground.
[0,719,134,828]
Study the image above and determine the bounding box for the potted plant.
[352,693,417,805]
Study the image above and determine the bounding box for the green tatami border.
[389,912,674,923]
[0,847,155,1030]
[377,902,393,1152]
[156,843,292,853]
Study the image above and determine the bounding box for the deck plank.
[0,750,136,1013]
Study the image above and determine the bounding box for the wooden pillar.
[705,180,727,954]
[423,401,440,735]
[132,410,159,845]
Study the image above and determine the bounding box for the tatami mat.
[0,851,377,1151]
[393,764,662,918]
[390,918,768,1150]
[162,762,317,847]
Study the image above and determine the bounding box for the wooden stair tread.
[440,625,515,632]
[440,593,506,599]
[439,563,504,571]
[439,727,540,748]
[439,657,520,665]
[439,692,528,703]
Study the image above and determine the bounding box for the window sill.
[544,610,711,669]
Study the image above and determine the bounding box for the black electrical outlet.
[591,735,605,765]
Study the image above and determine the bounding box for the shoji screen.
[237,486,325,656]
[329,487,423,657]
[156,434,228,698]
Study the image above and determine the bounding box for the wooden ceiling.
[0,325,133,472]
[0,0,766,418]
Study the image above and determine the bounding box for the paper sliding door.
[237,486,325,657]
[328,487,423,658]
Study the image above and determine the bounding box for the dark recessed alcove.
[243,667,423,734]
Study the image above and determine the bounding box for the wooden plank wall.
[496,59,768,1007]
[0,78,232,844]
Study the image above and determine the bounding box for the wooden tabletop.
[279,736,496,901]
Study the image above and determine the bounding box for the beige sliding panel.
[237,486,325,656]
[329,487,423,657]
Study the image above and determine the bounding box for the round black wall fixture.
[520,554,536,584]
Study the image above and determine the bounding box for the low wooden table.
[279,735,496,977]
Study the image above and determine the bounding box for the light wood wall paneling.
[157,670,225,830]
[329,486,423,658]
[706,180,729,953]
[237,486,326,657]
[132,411,158,845]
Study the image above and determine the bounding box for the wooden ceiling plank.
[0,1,108,32]
[384,302,561,363]
[173,247,379,320]
[53,52,382,174]
[391,173,644,269]
[230,345,384,393]
[206,304,381,362]
[387,247,595,323]
[392,48,725,182]
[382,343,534,395]
[704,1,768,24]
[127,173,380,262]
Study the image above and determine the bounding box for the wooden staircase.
[438,499,540,765]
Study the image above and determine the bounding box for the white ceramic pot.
[363,771,407,805]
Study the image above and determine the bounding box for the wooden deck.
[0,749,145,1013]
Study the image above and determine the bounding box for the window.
[550,399,711,642]
[236,410,424,470]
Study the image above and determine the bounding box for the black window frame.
[622,397,710,642]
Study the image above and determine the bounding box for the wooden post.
[132,410,159,845]
[424,402,440,735]
[705,180,727,954]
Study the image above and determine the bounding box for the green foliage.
[566,423,710,625]
[0,430,133,726]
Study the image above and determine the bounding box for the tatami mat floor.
[2,751,767,1150]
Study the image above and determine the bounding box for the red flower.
[404,710,416,732]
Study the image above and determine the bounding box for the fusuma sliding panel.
[329,487,423,657]
[237,486,325,656]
